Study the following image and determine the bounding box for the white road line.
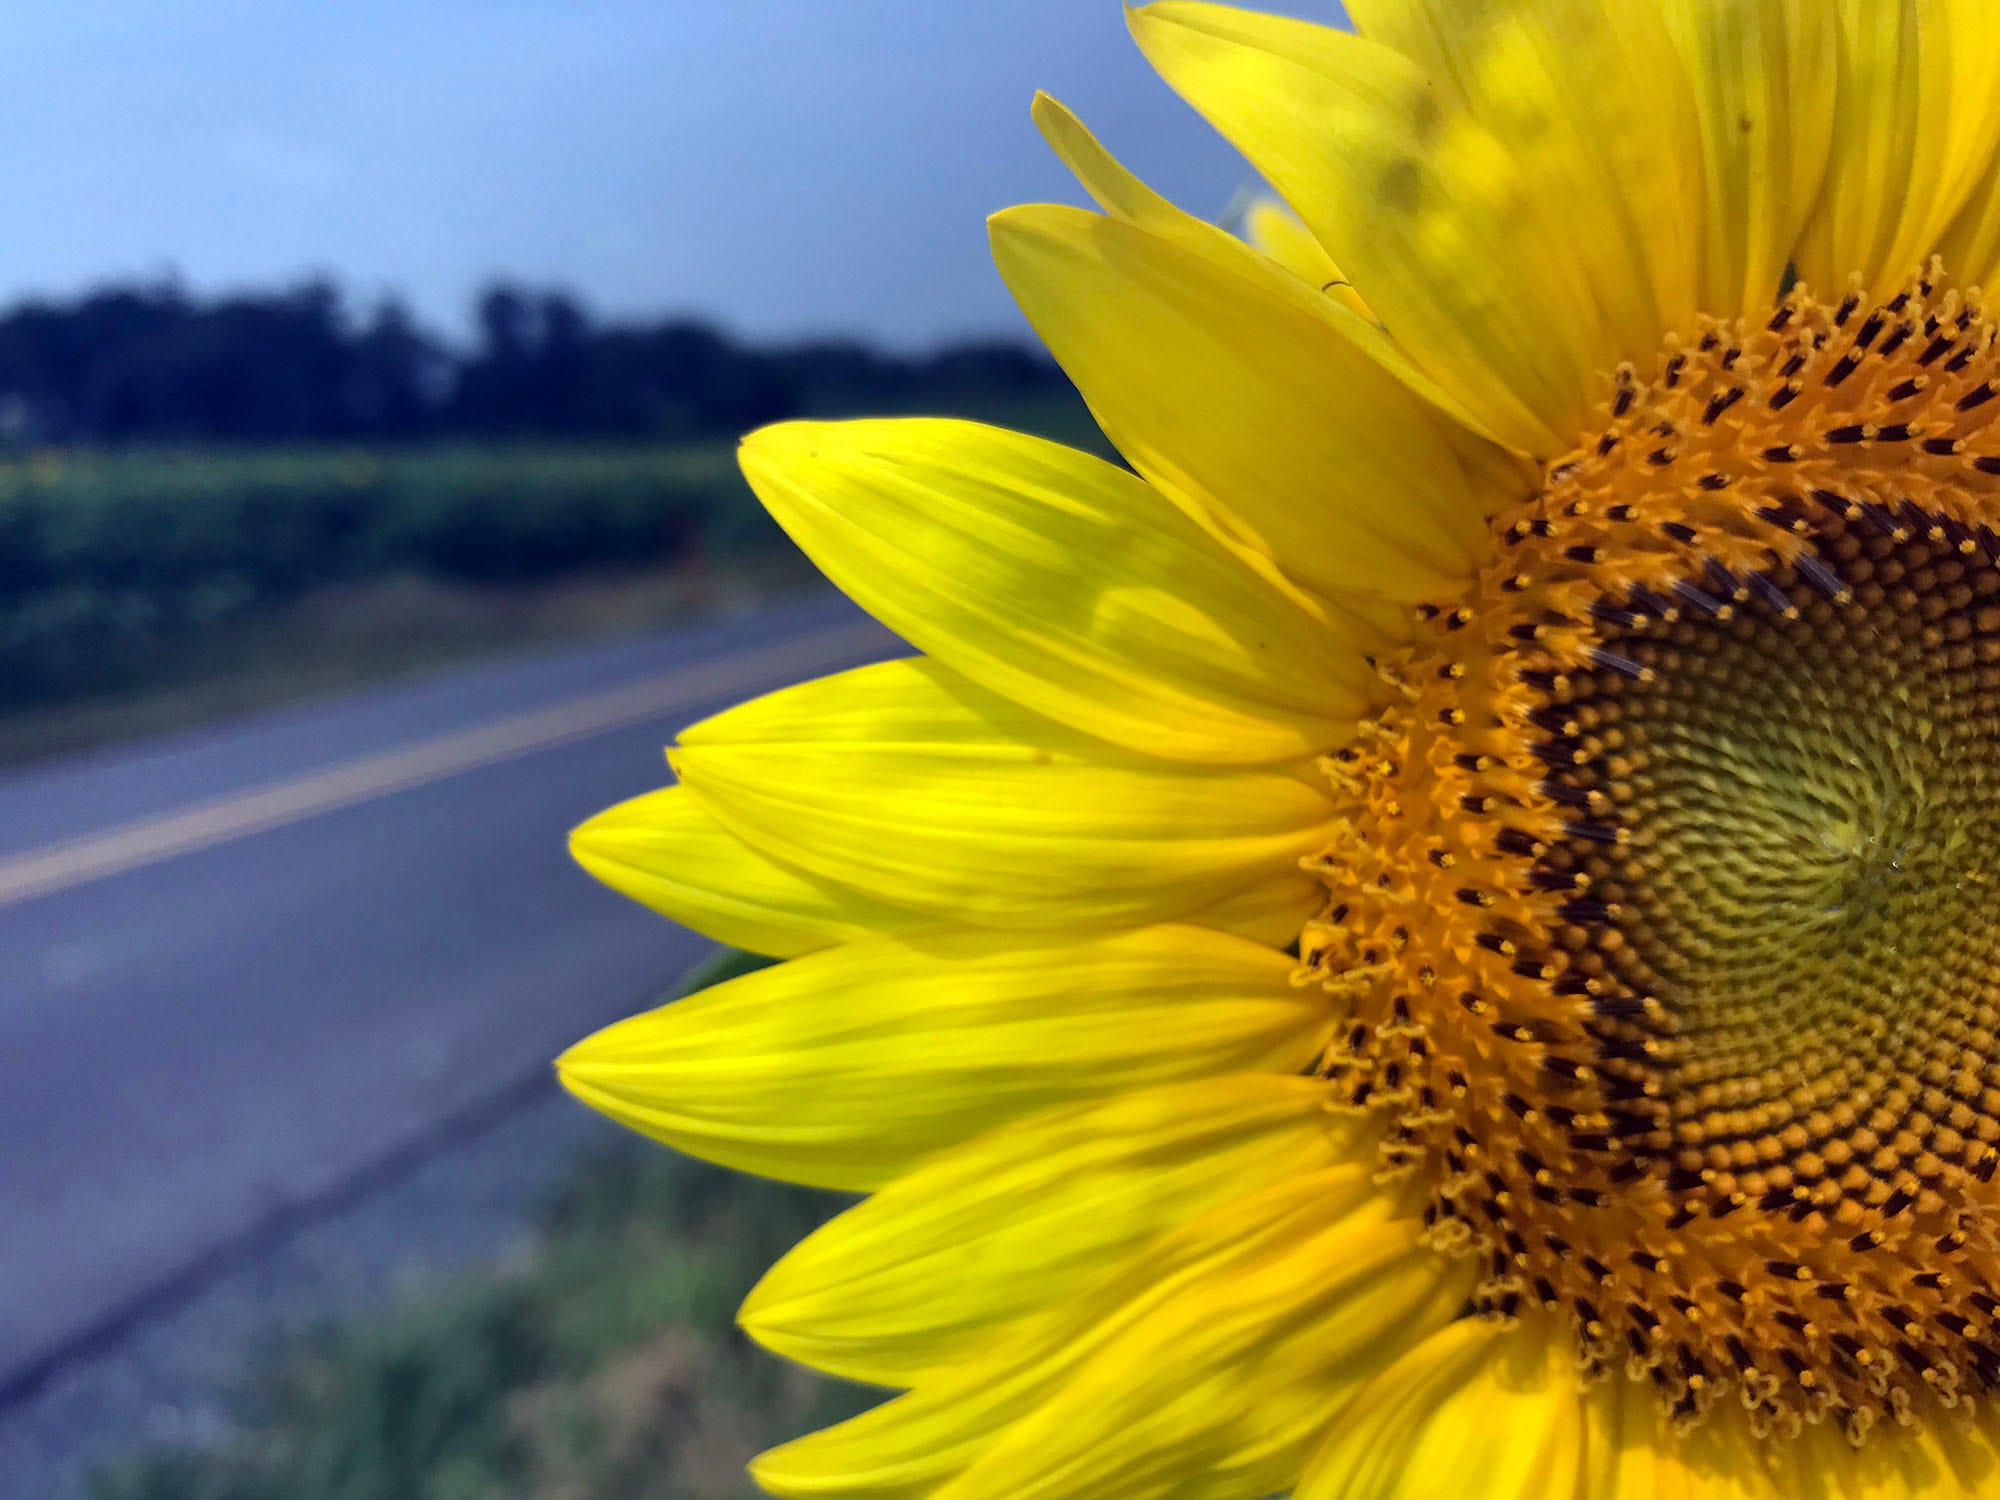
[0,620,891,910]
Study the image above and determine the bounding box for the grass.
[91,951,878,1500]
[89,1149,868,1500]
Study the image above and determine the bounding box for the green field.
[0,442,779,703]
[0,391,1105,763]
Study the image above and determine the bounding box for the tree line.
[0,280,1070,445]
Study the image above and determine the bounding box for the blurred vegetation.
[0,565,820,769]
[0,273,1105,724]
[90,1150,870,1500]
[0,388,1103,722]
[0,443,759,705]
[0,279,1073,446]
[92,951,879,1500]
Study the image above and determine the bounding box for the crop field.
[0,391,1103,762]
[0,392,1103,717]
[0,443,775,704]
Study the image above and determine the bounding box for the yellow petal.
[741,1074,1364,1386]
[1296,1314,1586,1500]
[1939,153,2000,289]
[1238,197,1340,287]
[1793,1,2000,300]
[569,786,921,957]
[938,1206,1465,1500]
[1937,2,2000,288]
[1581,1377,1749,1500]
[1935,2,2000,216]
[1585,1371,2000,1499]
[1239,198,1372,318]
[1347,0,1702,361]
[989,203,1485,615]
[1200,867,1322,948]
[1659,0,1838,316]
[737,418,1371,766]
[557,924,1335,1192]
[1030,87,1185,235]
[671,657,1337,929]
[1027,91,1491,441]
[1790,3,1924,296]
[752,1170,1470,1500]
[1128,1,1606,456]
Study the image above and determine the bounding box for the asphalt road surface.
[0,592,897,1405]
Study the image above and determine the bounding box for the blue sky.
[2,1,1339,347]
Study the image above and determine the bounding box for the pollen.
[1305,268,2000,1442]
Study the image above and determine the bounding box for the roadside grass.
[0,552,820,769]
[90,951,878,1500]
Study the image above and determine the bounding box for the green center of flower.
[1547,513,2000,1209]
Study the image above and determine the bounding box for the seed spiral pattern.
[1304,269,2000,1441]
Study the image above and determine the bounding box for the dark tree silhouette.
[0,277,1072,446]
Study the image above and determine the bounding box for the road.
[0,592,897,1403]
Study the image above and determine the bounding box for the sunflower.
[558,2,2000,1495]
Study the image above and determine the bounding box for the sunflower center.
[1306,272,2000,1441]
[1559,519,2000,1196]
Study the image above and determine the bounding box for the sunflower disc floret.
[1309,271,2000,1442]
